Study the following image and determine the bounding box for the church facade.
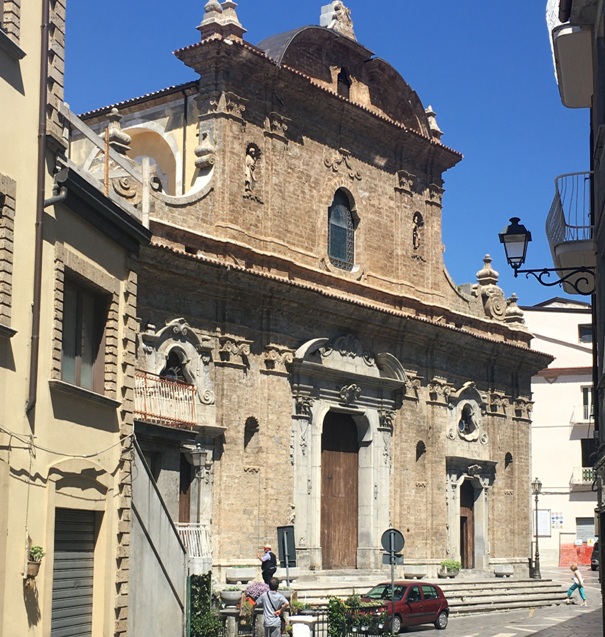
[77,1,550,578]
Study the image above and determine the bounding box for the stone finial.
[505,293,525,324]
[476,254,499,287]
[106,108,131,155]
[198,0,246,41]
[320,1,356,40]
[425,106,443,140]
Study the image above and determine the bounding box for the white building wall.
[524,299,597,567]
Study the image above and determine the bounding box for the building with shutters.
[69,1,553,581]
[0,1,156,636]
[522,298,597,567]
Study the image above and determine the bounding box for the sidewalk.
[530,565,602,636]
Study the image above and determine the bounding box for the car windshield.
[364,584,406,600]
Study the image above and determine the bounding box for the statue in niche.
[448,381,486,443]
[412,211,424,250]
[244,144,259,192]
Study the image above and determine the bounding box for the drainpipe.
[182,90,188,197]
[26,0,52,415]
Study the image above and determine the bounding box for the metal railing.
[570,466,596,485]
[546,171,593,248]
[134,369,197,429]
[176,523,212,558]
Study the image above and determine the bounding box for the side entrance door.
[460,480,475,569]
[321,411,358,569]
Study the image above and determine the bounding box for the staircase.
[287,571,567,615]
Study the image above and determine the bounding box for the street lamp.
[498,217,595,295]
[531,477,542,580]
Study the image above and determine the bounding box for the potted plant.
[244,581,269,607]
[220,586,243,606]
[27,546,45,578]
[438,559,461,578]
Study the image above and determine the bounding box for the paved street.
[405,567,603,637]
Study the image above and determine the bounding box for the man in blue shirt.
[256,577,289,637]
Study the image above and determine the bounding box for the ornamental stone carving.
[138,318,216,406]
[473,255,507,321]
[265,112,290,140]
[514,397,533,420]
[339,383,362,405]
[324,148,362,181]
[428,377,452,403]
[216,335,252,368]
[320,334,374,366]
[262,344,294,375]
[320,1,356,40]
[395,170,415,194]
[447,381,487,443]
[195,130,216,170]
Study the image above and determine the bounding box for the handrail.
[546,171,593,247]
[134,369,197,429]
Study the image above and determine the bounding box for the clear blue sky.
[65,1,588,308]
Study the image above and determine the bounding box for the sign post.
[380,529,405,634]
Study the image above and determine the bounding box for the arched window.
[328,190,355,271]
[337,68,351,99]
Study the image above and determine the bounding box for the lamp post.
[531,477,542,580]
[498,217,595,295]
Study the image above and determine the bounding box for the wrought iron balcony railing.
[134,369,197,429]
[546,171,593,248]
[570,466,596,486]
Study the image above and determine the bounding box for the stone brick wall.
[1,0,21,41]
[0,173,15,328]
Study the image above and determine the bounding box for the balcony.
[545,171,595,294]
[547,0,594,108]
[175,523,212,558]
[570,466,596,488]
[134,369,198,429]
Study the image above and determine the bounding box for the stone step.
[285,575,567,615]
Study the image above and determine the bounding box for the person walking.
[566,564,587,606]
[257,544,277,584]
[256,577,289,637]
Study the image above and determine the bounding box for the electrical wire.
[0,423,133,459]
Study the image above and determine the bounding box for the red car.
[361,581,449,632]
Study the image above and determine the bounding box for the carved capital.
[262,344,294,375]
[395,170,415,194]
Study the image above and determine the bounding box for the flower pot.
[403,566,428,580]
[438,567,459,579]
[226,567,257,584]
[220,590,243,606]
[26,561,41,578]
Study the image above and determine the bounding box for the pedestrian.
[256,577,289,637]
[565,564,587,606]
[257,544,277,584]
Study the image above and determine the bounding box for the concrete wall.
[130,443,187,637]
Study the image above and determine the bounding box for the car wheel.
[434,611,448,630]
[390,615,402,634]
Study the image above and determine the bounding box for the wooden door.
[460,480,475,569]
[179,453,192,523]
[321,412,359,569]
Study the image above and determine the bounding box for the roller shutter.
[51,509,95,637]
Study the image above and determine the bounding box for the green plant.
[29,546,45,562]
[190,572,222,637]
[289,600,310,614]
[440,559,461,571]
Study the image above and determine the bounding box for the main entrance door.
[460,480,475,569]
[321,412,359,569]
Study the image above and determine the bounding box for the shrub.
[190,572,221,637]
[440,559,461,571]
